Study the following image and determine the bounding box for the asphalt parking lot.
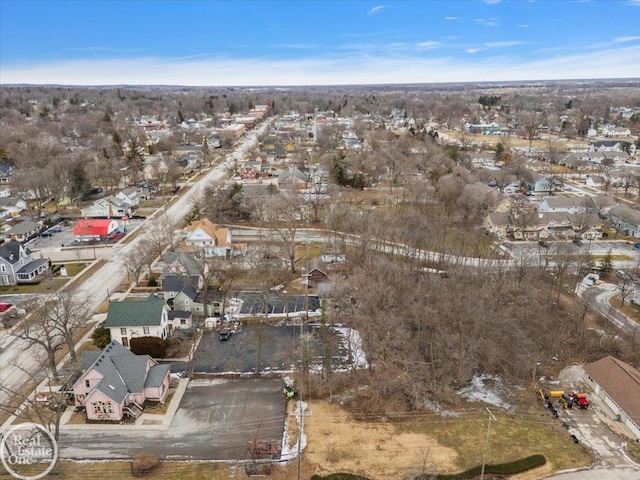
[238,292,320,315]
[195,324,314,373]
[59,378,287,460]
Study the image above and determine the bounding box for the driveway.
[557,366,640,469]
[58,378,286,460]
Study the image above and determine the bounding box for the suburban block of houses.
[483,209,604,240]
[72,340,171,421]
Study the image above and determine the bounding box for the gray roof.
[163,251,203,277]
[145,364,171,388]
[162,274,198,292]
[610,204,640,226]
[105,294,166,328]
[168,310,191,320]
[0,241,26,265]
[177,284,198,301]
[78,340,168,404]
[17,258,49,274]
[5,219,37,235]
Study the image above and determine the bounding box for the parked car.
[573,239,583,247]
[219,328,231,341]
[538,241,550,248]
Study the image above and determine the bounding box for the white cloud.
[484,41,524,48]
[367,5,386,16]
[2,45,639,87]
[474,18,499,27]
[481,0,502,4]
[445,16,458,20]
[416,41,439,49]
[627,0,640,5]
[465,48,485,54]
[516,24,530,28]
[614,36,640,43]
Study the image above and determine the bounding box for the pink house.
[72,340,171,421]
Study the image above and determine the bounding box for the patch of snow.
[457,374,514,411]
[335,326,369,370]
[281,400,308,461]
[423,400,460,417]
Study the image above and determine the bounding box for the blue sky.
[1,0,639,86]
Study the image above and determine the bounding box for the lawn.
[402,407,591,472]
[0,278,69,294]
[609,296,640,323]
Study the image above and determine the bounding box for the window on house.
[143,326,150,335]
[0,265,4,273]
[85,380,90,388]
[180,319,186,325]
[91,401,113,414]
[120,328,127,335]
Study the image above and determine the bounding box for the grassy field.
[402,408,591,472]
[609,296,640,323]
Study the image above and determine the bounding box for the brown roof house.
[584,356,640,439]
[72,340,170,421]
[185,218,246,258]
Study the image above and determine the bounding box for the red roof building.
[73,219,119,237]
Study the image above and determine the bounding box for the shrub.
[415,454,546,480]
[147,275,158,287]
[91,322,111,349]
[311,475,372,480]
[131,452,159,477]
[130,336,170,358]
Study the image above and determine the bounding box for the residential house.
[584,356,640,439]
[167,310,193,331]
[585,174,605,188]
[184,218,245,258]
[277,167,308,188]
[609,205,640,238]
[526,173,554,194]
[72,340,170,421]
[161,251,205,281]
[305,258,329,287]
[483,210,603,240]
[537,197,591,215]
[172,285,222,317]
[0,197,27,218]
[161,274,200,301]
[73,218,119,240]
[80,196,133,218]
[0,163,13,183]
[0,240,49,285]
[105,294,171,348]
[4,218,39,243]
[115,187,140,208]
[601,125,631,137]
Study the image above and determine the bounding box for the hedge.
[416,454,547,480]
[130,336,170,358]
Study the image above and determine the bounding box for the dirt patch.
[304,400,458,479]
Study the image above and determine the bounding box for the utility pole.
[480,408,497,480]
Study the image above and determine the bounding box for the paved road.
[58,378,286,460]
[545,468,640,480]
[0,118,273,408]
[579,284,640,337]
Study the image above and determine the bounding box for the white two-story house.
[104,294,170,348]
